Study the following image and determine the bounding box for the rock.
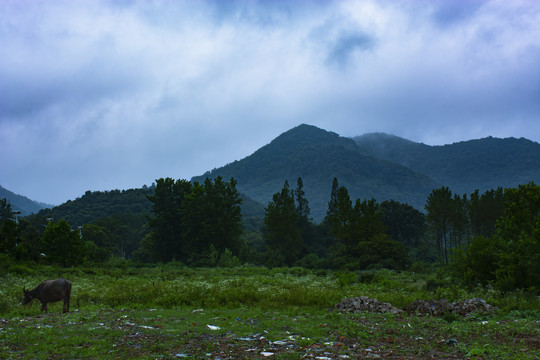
[404,298,496,317]
[335,297,402,315]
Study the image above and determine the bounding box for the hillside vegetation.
[0,185,51,216]
[194,124,438,221]
[354,132,540,195]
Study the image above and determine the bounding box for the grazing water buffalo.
[22,278,72,313]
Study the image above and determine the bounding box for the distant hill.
[35,187,156,226]
[0,185,51,216]
[193,124,438,221]
[32,186,265,234]
[354,133,540,195]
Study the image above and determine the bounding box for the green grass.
[1,265,539,359]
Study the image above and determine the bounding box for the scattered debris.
[206,324,220,330]
[404,299,450,317]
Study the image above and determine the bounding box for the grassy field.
[1,265,539,359]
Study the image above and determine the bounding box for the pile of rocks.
[335,296,403,315]
[337,297,496,318]
[404,298,496,317]
[450,298,496,317]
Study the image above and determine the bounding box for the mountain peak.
[267,124,357,152]
[273,123,339,142]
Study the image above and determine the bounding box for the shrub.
[217,248,242,268]
[357,270,379,284]
[0,254,13,275]
[337,271,357,287]
[8,264,35,275]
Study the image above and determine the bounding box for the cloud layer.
[1,0,539,204]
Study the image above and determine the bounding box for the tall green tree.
[324,182,409,270]
[326,177,340,221]
[42,219,86,267]
[326,185,353,245]
[451,182,539,291]
[0,218,18,257]
[183,176,243,265]
[295,177,310,222]
[425,187,454,264]
[0,198,14,227]
[494,182,539,290]
[350,198,386,244]
[380,200,425,247]
[263,180,302,266]
[81,224,113,261]
[468,188,505,238]
[450,193,469,249]
[147,178,192,262]
[146,176,243,265]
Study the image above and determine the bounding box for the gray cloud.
[431,0,489,27]
[326,30,376,66]
[0,0,538,204]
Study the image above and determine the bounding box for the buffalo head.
[22,286,33,305]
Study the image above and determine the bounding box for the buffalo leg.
[64,284,71,313]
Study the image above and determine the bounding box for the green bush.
[0,291,10,313]
[217,248,242,268]
[357,270,379,284]
[337,271,357,287]
[8,264,35,275]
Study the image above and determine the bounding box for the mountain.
[0,185,52,216]
[354,133,540,195]
[193,124,438,221]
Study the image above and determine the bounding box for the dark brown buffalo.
[22,278,72,313]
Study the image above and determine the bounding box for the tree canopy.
[138,176,243,266]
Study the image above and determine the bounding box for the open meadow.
[1,265,539,359]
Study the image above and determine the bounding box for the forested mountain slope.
[35,187,155,226]
[354,133,540,195]
[31,186,265,234]
[193,124,438,221]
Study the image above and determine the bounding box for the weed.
[337,271,357,287]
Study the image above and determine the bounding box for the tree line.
[1,178,538,291]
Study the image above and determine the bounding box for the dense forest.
[1,177,538,292]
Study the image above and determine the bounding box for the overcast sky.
[1,0,539,205]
